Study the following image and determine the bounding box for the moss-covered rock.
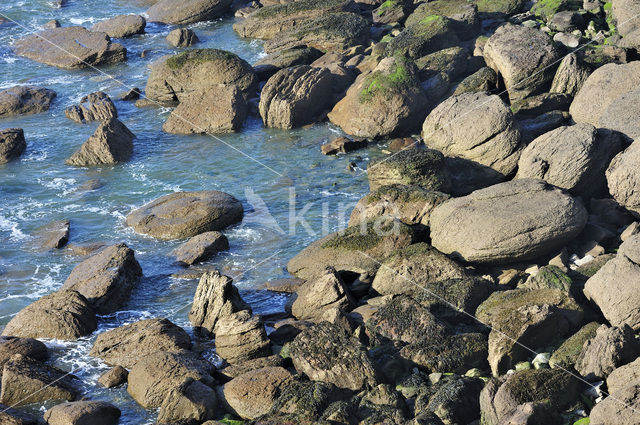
[472,0,525,16]
[233,0,350,39]
[287,217,416,281]
[419,376,485,424]
[349,185,450,227]
[270,380,349,421]
[480,369,581,425]
[521,265,572,292]
[549,321,599,369]
[405,0,480,39]
[415,46,470,81]
[385,15,460,58]
[328,57,429,138]
[453,66,498,95]
[401,332,489,374]
[367,148,450,192]
[263,12,369,53]
[476,288,584,328]
[570,253,615,281]
[145,49,258,104]
[372,0,409,25]
[530,0,582,21]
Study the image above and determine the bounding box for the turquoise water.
[0,1,385,422]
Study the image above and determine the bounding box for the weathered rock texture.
[0,86,56,117]
[66,118,135,166]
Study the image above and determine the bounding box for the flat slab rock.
[429,179,588,264]
[146,0,233,24]
[126,190,243,240]
[13,26,127,69]
[91,14,146,39]
[0,85,56,118]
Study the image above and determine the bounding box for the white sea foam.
[0,213,29,241]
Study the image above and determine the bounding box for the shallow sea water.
[0,1,388,422]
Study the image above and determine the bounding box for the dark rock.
[120,88,141,101]
[35,219,70,250]
[549,321,599,369]
[453,66,498,95]
[0,336,47,376]
[321,136,367,155]
[367,148,450,192]
[422,376,484,424]
[0,403,38,425]
[90,318,192,368]
[254,47,323,80]
[385,15,459,59]
[289,322,379,390]
[0,128,26,164]
[0,355,78,406]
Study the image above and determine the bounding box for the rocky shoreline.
[2,0,640,424]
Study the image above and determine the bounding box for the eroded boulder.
[292,268,353,322]
[213,310,271,364]
[64,91,117,123]
[44,401,121,425]
[0,128,26,164]
[66,118,135,166]
[575,324,639,381]
[0,86,56,117]
[173,231,229,265]
[221,367,293,419]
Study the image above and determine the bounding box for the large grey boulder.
[607,141,640,216]
[421,92,523,177]
[575,324,639,381]
[0,86,56,117]
[515,124,623,198]
[66,118,135,166]
[384,15,459,59]
[126,191,243,240]
[584,233,640,330]
[291,268,353,322]
[61,243,142,314]
[570,62,640,126]
[259,65,334,129]
[13,27,126,69]
[44,401,121,425]
[0,337,47,376]
[2,291,97,340]
[221,367,293,419]
[0,128,26,164]
[162,86,248,134]
[146,0,233,24]
[91,14,146,38]
[127,350,214,408]
[430,179,588,264]
[599,87,640,141]
[589,381,640,425]
[483,24,560,103]
[90,318,192,368]
[189,271,251,337]
[328,57,429,138]
[145,49,258,104]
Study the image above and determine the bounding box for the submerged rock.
[66,118,135,166]
[0,128,26,164]
[91,14,146,38]
[13,27,126,69]
[2,290,97,340]
[126,191,243,240]
[61,243,142,314]
[429,179,588,264]
[0,86,56,117]
[90,318,192,368]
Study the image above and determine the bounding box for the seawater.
[0,0,386,422]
